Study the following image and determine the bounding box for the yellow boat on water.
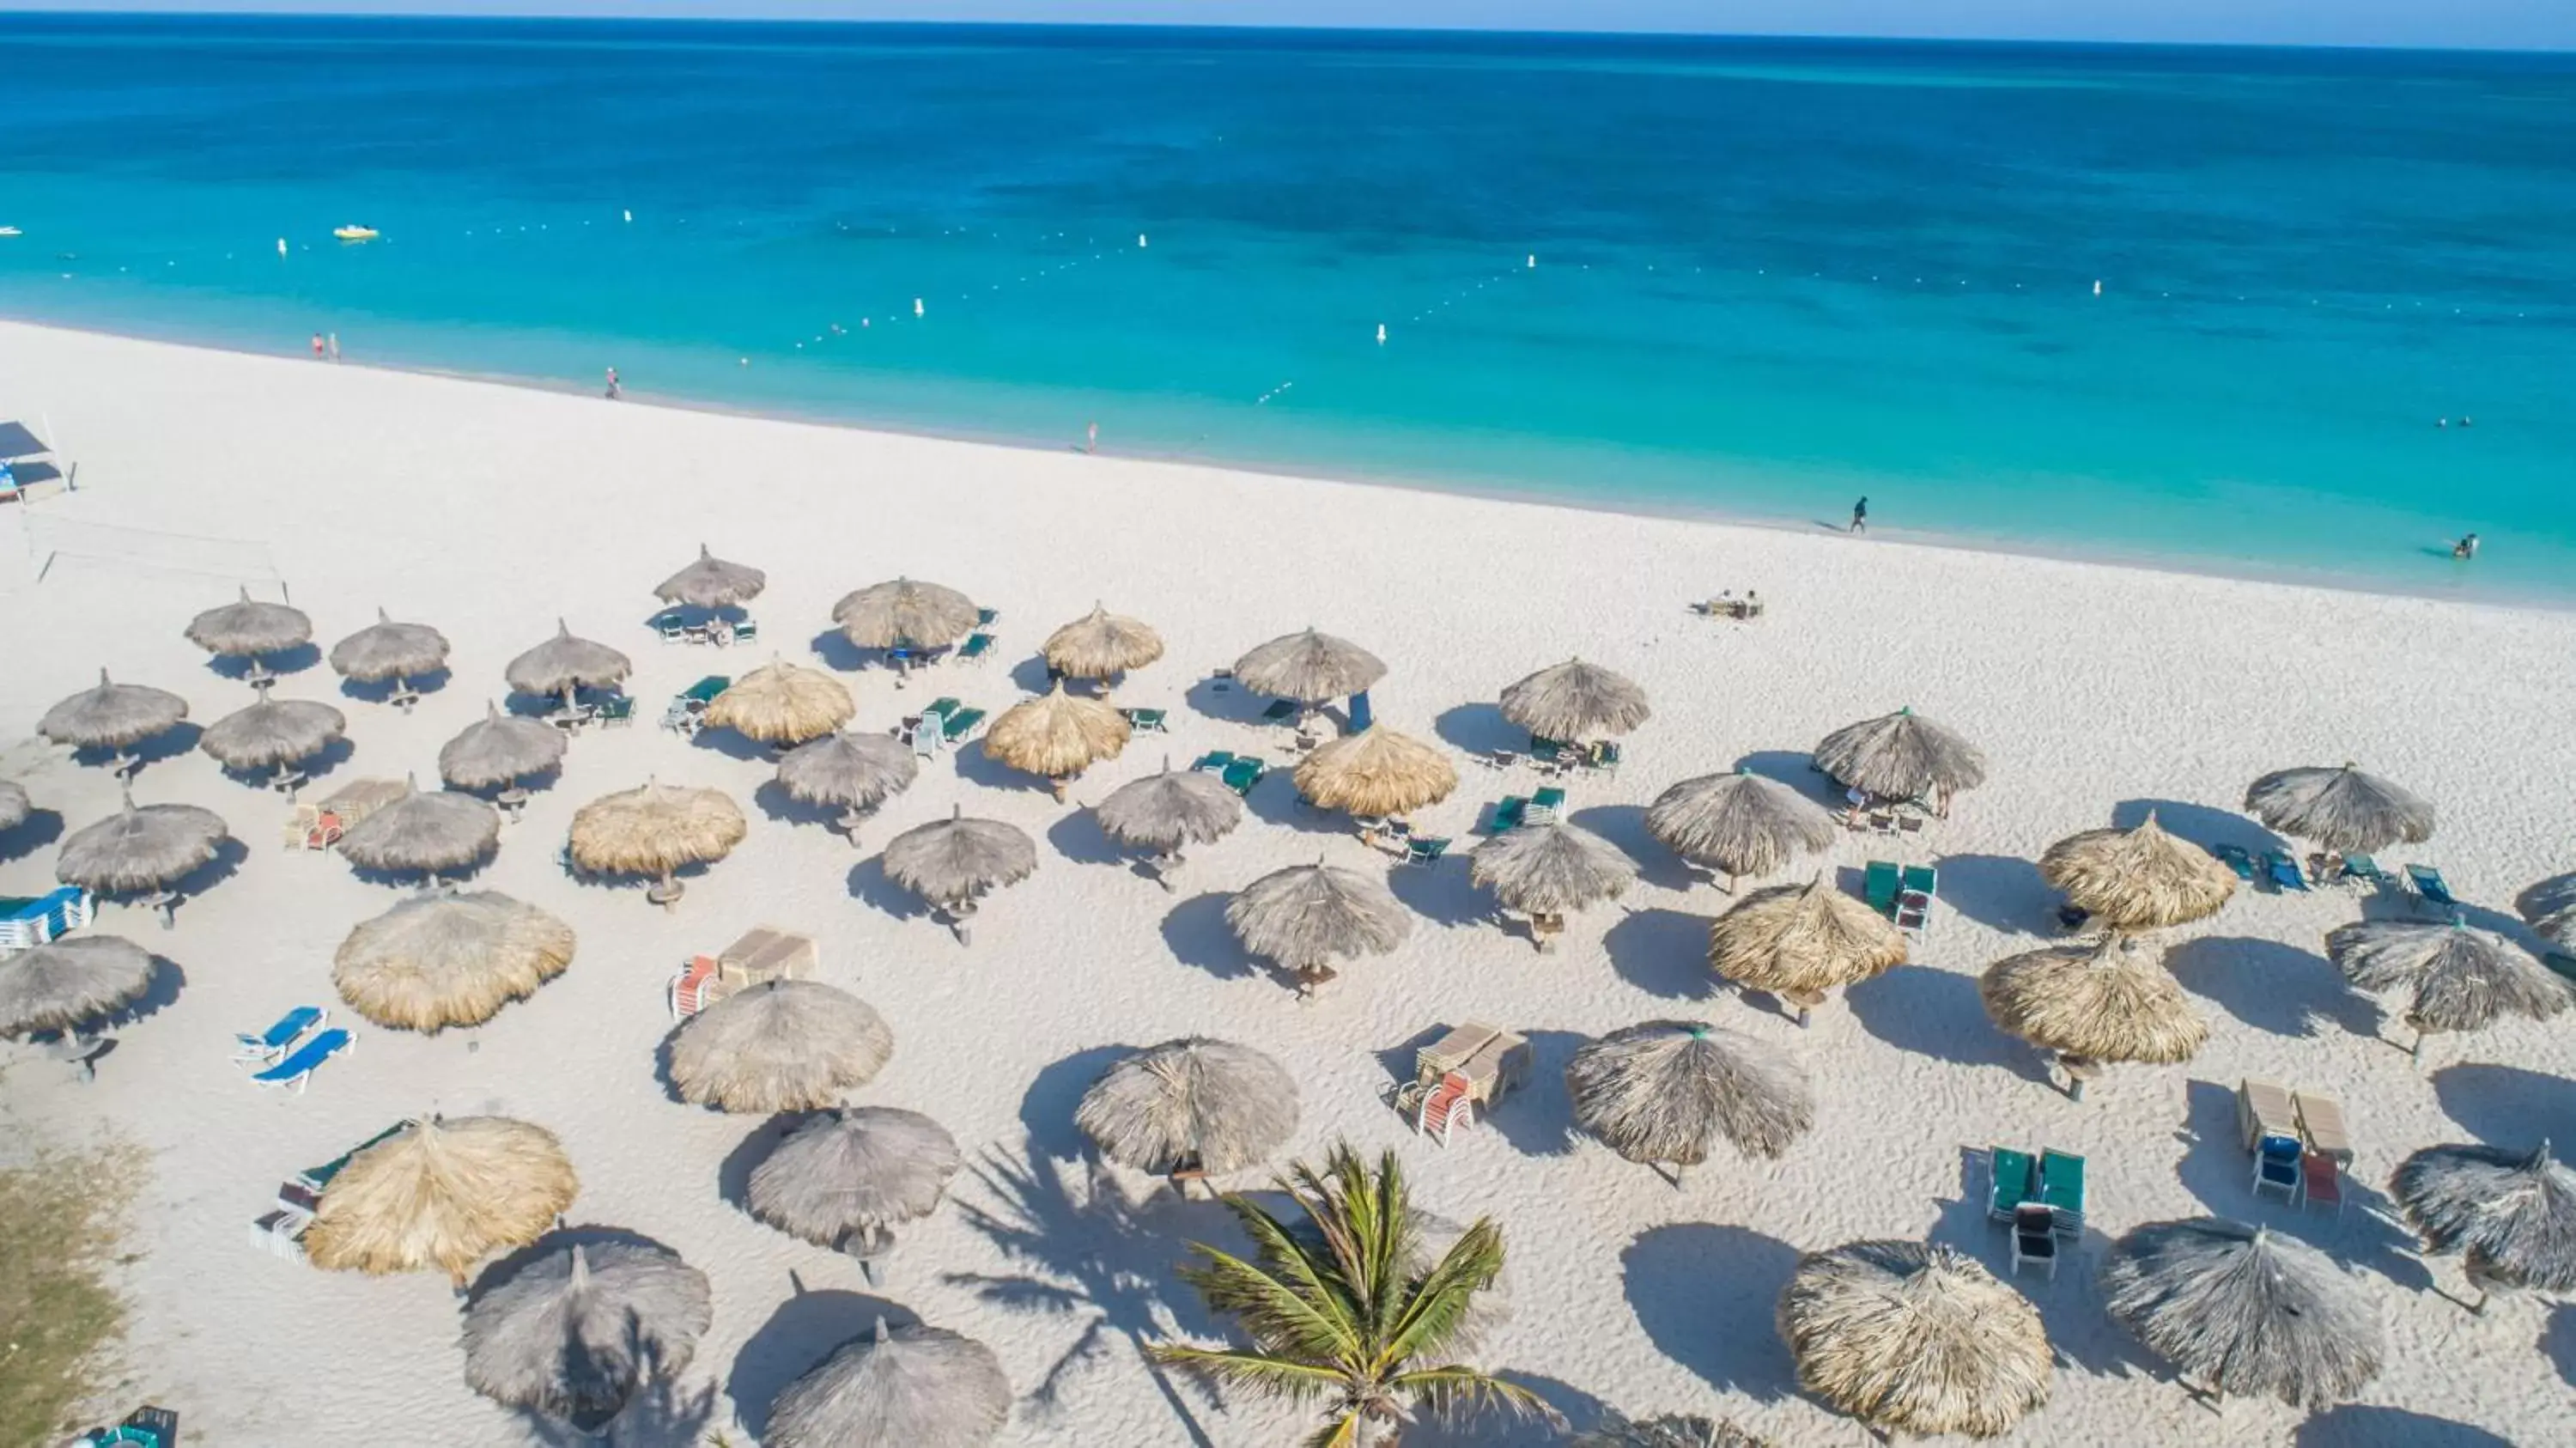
[332,225,380,241]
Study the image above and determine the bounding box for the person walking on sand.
[1850,496,1868,534]
[311,332,325,360]
[605,367,622,400]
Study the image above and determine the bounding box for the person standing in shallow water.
[1850,496,1868,534]
[2453,532,2479,560]
[605,367,621,400]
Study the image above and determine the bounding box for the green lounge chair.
[593,694,636,727]
[2038,1148,2085,1233]
[295,1122,407,1194]
[1220,757,1264,795]
[1529,786,1566,823]
[1988,1146,2038,1220]
[2210,843,2257,881]
[1529,733,1574,759]
[1261,698,1299,723]
[1122,707,1168,733]
[1193,751,1236,774]
[653,611,687,643]
[958,632,994,661]
[923,696,962,721]
[1405,836,1451,866]
[732,618,759,644]
[1863,860,1902,916]
[2405,863,2457,912]
[1490,796,1528,831]
[683,676,730,705]
[941,707,987,743]
[975,606,999,627]
[2339,853,2390,889]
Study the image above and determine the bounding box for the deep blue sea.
[3,17,2573,599]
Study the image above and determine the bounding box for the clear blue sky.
[7,1,2571,51]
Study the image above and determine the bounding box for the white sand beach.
[3,319,2573,1447]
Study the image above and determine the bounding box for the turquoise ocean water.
[3,17,2572,599]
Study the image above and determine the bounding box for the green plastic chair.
[1863,861,1902,916]
[1221,758,1265,795]
[1491,796,1528,831]
[958,632,994,660]
[2038,1148,2085,1232]
[1193,751,1236,773]
[683,676,730,705]
[1529,786,1566,821]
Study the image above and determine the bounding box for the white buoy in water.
[913,297,924,317]
[1138,234,1148,248]
[1527,253,1536,268]
[623,209,633,223]
[1376,323,1386,344]
[2093,279,2103,296]
[276,238,288,258]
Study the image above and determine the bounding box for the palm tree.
[1153,1143,1546,1447]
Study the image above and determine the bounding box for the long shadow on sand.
[1729,750,1845,810]
[0,808,64,861]
[1242,768,1345,837]
[1046,806,1139,872]
[2173,1078,2430,1293]
[2294,1406,2512,1448]
[726,1274,909,1437]
[2111,798,2282,853]
[2544,1303,2576,1390]
[1385,853,1490,929]
[1020,1043,1138,1159]
[1433,702,1522,758]
[1569,803,1698,891]
[847,855,928,922]
[208,642,321,684]
[1406,1372,1604,1447]
[2513,873,2575,934]
[805,628,872,672]
[1601,906,1715,1001]
[718,1110,823,1213]
[1184,674,1279,726]
[337,666,451,709]
[1160,891,1259,981]
[752,778,844,830]
[1847,964,2047,1082]
[2357,885,2554,949]
[2164,934,2378,1041]
[1935,852,2053,935]
[2431,1062,2576,1147]
[75,721,204,775]
[1621,1223,1801,1401]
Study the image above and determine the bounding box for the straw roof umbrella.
[748,1106,963,1268]
[1566,1020,1815,1177]
[654,543,766,609]
[0,934,155,1037]
[1814,707,1987,812]
[1092,761,1242,885]
[506,620,632,715]
[2391,1141,2576,1309]
[185,586,312,687]
[1471,821,1637,952]
[2324,918,2572,1062]
[462,1235,712,1433]
[1575,1413,1773,1448]
[1777,1239,2051,1440]
[1077,1037,1298,1177]
[767,1317,1011,1448]
[329,607,450,708]
[667,980,893,1113]
[2525,873,2576,951]
[439,702,568,793]
[198,697,345,787]
[1292,726,1457,819]
[1647,770,1837,889]
[2038,812,2236,933]
[567,779,746,909]
[2102,1217,2383,1407]
[1043,602,1164,683]
[880,807,1036,941]
[0,780,27,833]
[1499,657,1651,741]
[702,659,855,745]
[981,683,1131,799]
[39,668,189,764]
[57,791,228,903]
[1709,877,1908,1026]
[337,775,502,882]
[1231,627,1386,703]
[833,577,980,649]
[303,1116,580,1287]
[1225,861,1411,990]
[775,731,919,843]
[334,890,575,1031]
[1980,935,2210,1099]
[2244,764,2433,855]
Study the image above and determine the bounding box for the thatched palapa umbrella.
[39,669,189,769]
[1499,656,1650,743]
[0,934,155,1037]
[1777,1239,2051,1440]
[767,1317,1011,1448]
[1574,1413,1773,1448]
[1471,820,1637,951]
[776,731,919,843]
[1814,707,1986,814]
[185,586,313,688]
[568,779,745,909]
[1092,760,1242,886]
[2102,1217,2383,1408]
[2039,812,2236,932]
[2324,918,2571,1062]
[0,780,27,833]
[506,620,632,716]
[1647,770,1836,889]
[334,891,574,1031]
[654,543,766,610]
[2391,1141,2576,1309]
[749,1106,962,1273]
[2245,764,2433,855]
[981,683,1130,799]
[199,697,345,790]
[1077,1037,1298,1179]
[880,806,1036,941]
[337,775,501,882]
[1042,602,1163,683]
[1292,726,1456,819]
[2524,872,2576,951]
[1225,861,1411,990]
[1231,627,1385,704]
[1567,1020,1814,1178]
[1709,876,1908,1026]
[57,790,229,916]
[329,607,450,709]
[667,980,893,1113]
[462,1235,712,1433]
[702,659,854,745]
[1980,934,2209,1098]
[303,1116,580,1287]
[439,702,568,798]
[834,577,980,650]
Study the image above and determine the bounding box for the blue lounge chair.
[653,611,687,643]
[2261,849,2306,891]
[1988,1146,2038,1220]
[2406,863,2456,912]
[1490,796,1528,832]
[252,1028,354,1093]
[2038,1148,2085,1234]
[232,1006,325,1065]
[2210,843,2257,882]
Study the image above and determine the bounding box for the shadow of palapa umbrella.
[1980,934,2208,1100]
[1777,1238,2051,1441]
[1093,759,1242,891]
[336,773,501,885]
[0,934,155,1037]
[568,778,745,910]
[982,683,1130,800]
[1567,1020,1814,1184]
[1649,769,1837,891]
[668,980,891,1113]
[463,1234,712,1435]
[185,586,312,692]
[776,731,918,845]
[1076,1037,1299,1195]
[199,696,344,796]
[750,1105,962,1281]
[329,606,449,711]
[766,1317,1012,1448]
[0,780,26,833]
[1471,819,1637,952]
[334,890,574,1032]
[1226,860,1411,994]
[704,659,854,747]
[1814,706,1987,817]
[2039,812,2236,933]
[2102,1217,2383,1408]
[39,668,189,775]
[1710,876,1908,1027]
[56,787,229,926]
[880,806,1036,944]
[303,1116,579,1288]
[2324,918,2570,1064]
[2392,1140,2576,1311]
[2244,763,2433,855]
[1043,602,1163,688]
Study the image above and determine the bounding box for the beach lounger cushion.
[2406,863,2456,907]
[1491,796,1528,831]
[2262,849,2306,891]
[252,1027,353,1092]
[2238,1078,2299,1150]
[2293,1091,2354,1163]
[1192,751,1236,773]
[959,632,993,660]
[2038,1148,2084,1232]
[1863,861,1902,916]
[233,1006,324,1063]
[1988,1146,2038,1220]
[942,707,987,741]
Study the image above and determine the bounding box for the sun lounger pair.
[0,886,94,952]
[1191,751,1265,796]
[1988,1145,2083,1236]
[251,1028,354,1092]
[232,1006,327,1065]
[1121,707,1168,733]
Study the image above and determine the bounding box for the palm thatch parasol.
[654,543,767,609]
[506,620,632,714]
[1076,1037,1298,1177]
[0,934,155,1037]
[567,779,746,909]
[775,731,920,843]
[439,702,568,792]
[879,806,1037,936]
[748,1106,963,1264]
[1574,1413,1774,1448]
[2524,873,2576,950]
[334,890,574,1031]
[185,586,312,686]
[833,577,980,649]
[2038,812,2236,932]
[2324,918,2571,1061]
[57,790,228,900]
[198,697,345,782]
[1567,1020,1815,1175]
[303,1116,580,1287]
[766,1317,1011,1448]
[337,775,502,880]
[2244,764,2433,855]
[1647,770,1837,888]
[666,980,893,1113]
[1709,877,1907,1025]
[2391,1141,2576,1308]
[1499,656,1651,741]
[1777,1239,2051,1440]
[981,684,1131,797]
[1471,821,1637,950]
[1980,934,2209,1098]
[2102,1217,2383,1407]
[1225,861,1412,989]
[702,659,855,745]
[462,1236,713,1433]
[39,668,189,761]
[1291,726,1457,818]
[1231,627,1386,703]
[0,780,27,833]
[1042,602,1164,681]
[328,607,450,706]
[1091,761,1243,879]
[1814,707,1987,812]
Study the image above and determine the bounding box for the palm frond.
[1387,1364,1558,1422]
[1150,1345,1350,1403]
[1302,1414,1366,1448]
[1231,1193,1368,1351]
[1178,1245,1359,1366]
[1381,1217,1509,1370]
